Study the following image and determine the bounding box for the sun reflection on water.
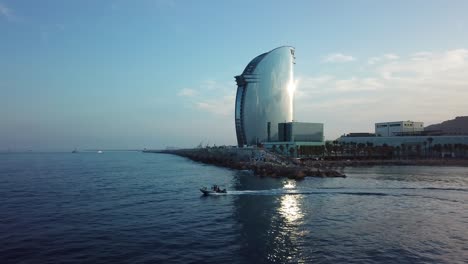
[279,195,303,222]
[283,180,296,189]
[279,181,303,222]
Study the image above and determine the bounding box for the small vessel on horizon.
[72,148,78,153]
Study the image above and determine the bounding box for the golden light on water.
[279,181,303,222]
[283,180,296,189]
[279,195,303,222]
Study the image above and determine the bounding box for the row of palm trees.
[324,140,468,159]
[269,140,468,159]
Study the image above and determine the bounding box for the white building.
[375,121,424,137]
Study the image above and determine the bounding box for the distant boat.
[72,148,78,153]
[97,150,103,154]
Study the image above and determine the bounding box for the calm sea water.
[1,152,467,264]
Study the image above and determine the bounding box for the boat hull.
[200,188,227,195]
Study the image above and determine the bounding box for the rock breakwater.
[144,148,346,180]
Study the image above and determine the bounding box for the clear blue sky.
[1,0,468,151]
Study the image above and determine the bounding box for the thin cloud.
[297,49,468,139]
[0,2,14,21]
[368,57,381,65]
[335,78,383,92]
[296,75,382,96]
[154,0,176,9]
[323,53,355,63]
[40,24,66,43]
[177,88,197,97]
[145,0,176,10]
[177,79,235,116]
[383,53,399,60]
[379,49,468,80]
[195,94,235,116]
[368,53,399,64]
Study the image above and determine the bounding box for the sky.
[1,0,468,151]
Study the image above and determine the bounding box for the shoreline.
[144,148,346,180]
[144,148,468,180]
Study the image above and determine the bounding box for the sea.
[1,152,467,264]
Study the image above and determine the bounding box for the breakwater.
[144,148,346,180]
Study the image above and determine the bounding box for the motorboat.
[200,185,227,195]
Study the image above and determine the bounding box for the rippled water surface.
[1,152,467,263]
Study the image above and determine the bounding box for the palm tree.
[462,144,468,158]
[382,143,389,159]
[454,144,460,158]
[388,146,395,159]
[289,147,295,157]
[349,142,357,158]
[423,141,427,158]
[427,137,433,158]
[343,142,350,156]
[357,143,366,158]
[433,144,442,158]
[443,144,449,158]
[401,144,407,160]
[279,145,284,154]
[395,146,401,160]
[448,144,454,157]
[416,144,422,159]
[366,142,374,159]
[325,142,332,157]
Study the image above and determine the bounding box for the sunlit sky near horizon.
[2,0,468,151]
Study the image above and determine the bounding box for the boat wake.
[227,188,390,196]
[223,187,468,202]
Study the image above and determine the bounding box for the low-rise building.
[339,120,468,158]
[375,121,424,137]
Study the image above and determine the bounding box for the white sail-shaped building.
[235,46,296,146]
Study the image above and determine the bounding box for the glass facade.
[278,122,324,142]
[235,46,296,146]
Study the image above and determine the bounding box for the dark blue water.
[1,152,467,263]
